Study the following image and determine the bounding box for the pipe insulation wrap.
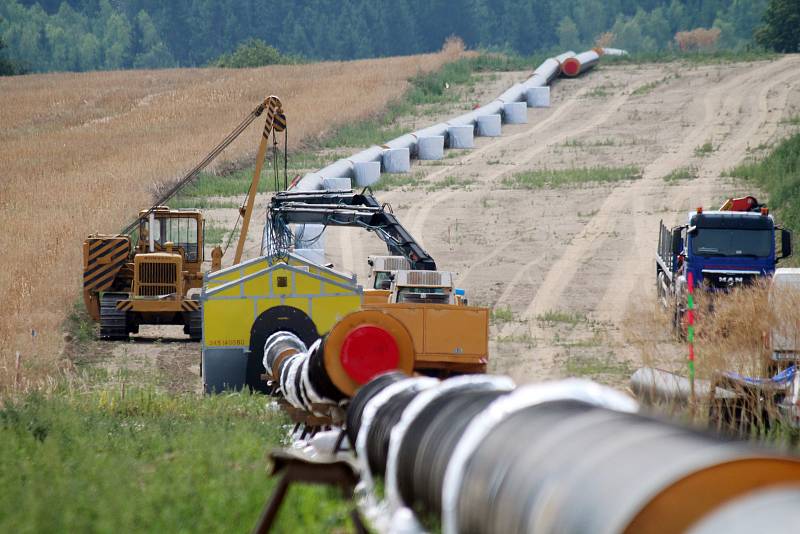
[354,377,439,491]
[384,375,515,514]
[440,379,639,534]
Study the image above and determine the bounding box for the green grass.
[490,306,516,325]
[66,300,95,345]
[662,166,698,182]
[781,115,800,126]
[536,310,587,326]
[502,166,642,189]
[204,222,232,246]
[427,175,476,191]
[0,387,350,533]
[565,353,632,377]
[729,132,800,248]
[371,172,425,190]
[694,141,715,157]
[602,49,777,66]
[632,79,662,96]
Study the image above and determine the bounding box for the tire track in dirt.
[408,72,667,254]
[595,57,800,324]
[502,57,797,341]
[404,96,582,246]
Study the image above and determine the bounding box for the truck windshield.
[373,272,393,290]
[691,228,772,258]
[142,217,199,261]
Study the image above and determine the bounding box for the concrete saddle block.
[447,125,474,149]
[382,147,411,173]
[354,160,381,187]
[322,177,352,191]
[503,101,528,124]
[477,114,502,137]
[526,86,550,108]
[417,135,444,160]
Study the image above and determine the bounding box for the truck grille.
[407,271,442,286]
[138,262,177,296]
[398,293,450,304]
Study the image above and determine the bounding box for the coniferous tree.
[755,0,800,52]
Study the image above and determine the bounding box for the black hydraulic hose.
[345,371,406,450]
[396,389,507,516]
[365,386,419,477]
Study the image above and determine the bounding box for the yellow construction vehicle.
[83,95,287,340]
[201,189,488,393]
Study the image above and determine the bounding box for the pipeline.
[260,308,418,421]
[560,49,600,77]
[342,375,800,534]
[265,48,618,257]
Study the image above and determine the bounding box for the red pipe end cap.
[562,58,580,76]
[340,325,400,384]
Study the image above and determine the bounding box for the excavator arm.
[267,190,437,270]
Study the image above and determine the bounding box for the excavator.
[83,95,288,340]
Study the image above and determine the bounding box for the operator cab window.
[141,217,199,262]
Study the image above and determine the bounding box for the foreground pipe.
[344,376,800,534]
[261,310,416,412]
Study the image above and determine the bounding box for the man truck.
[656,196,792,330]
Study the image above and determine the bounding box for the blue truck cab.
[656,199,792,326]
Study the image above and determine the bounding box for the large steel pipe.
[345,375,800,534]
[261,309,417,412]
[561,50,600,77]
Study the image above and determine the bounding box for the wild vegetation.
[0,383,350,532]
[0,43,464,392]
[730,131,800,236]
[0,0,786,73]
[502,165,643,189]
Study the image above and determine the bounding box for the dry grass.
[626,283,800,437]
[0,44,464,392]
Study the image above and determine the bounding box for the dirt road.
[324,56,800,387]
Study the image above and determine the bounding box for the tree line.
[0,0,796,74]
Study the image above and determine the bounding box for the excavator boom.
[267,190,436,270]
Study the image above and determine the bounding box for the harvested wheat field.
[0,45,464,390]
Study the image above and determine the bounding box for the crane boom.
[234,95,285,264]
[120,96,279,235]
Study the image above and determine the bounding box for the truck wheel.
[100,293,130,341]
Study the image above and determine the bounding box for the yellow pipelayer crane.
[83,96,287,340]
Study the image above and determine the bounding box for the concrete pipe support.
[417,135,444,160]
[382,148,411,173]
[526,86,550,108]
[354,160,381,187]
[502,102,527,124]
[476,114,501,137]
[447,125,474,149]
